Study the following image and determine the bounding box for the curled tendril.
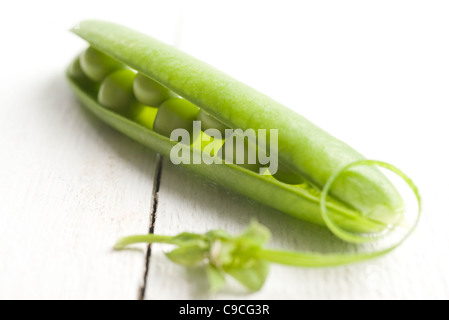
[320,160,421,244]
[114,160,421,292]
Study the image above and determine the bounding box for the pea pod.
[67,20,406,235]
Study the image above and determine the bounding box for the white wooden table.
[1,0,448,300]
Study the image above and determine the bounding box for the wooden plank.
[1,0,447,300]
[0,75,157,299]
[0,2,184,299]
[144,1,449,299]
[144,158,355,299]
[145,159,449,299]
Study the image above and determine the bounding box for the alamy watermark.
[169,121,279,175]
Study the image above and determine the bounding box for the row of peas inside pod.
[68,47,306,186]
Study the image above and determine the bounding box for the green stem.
[255,248,387,268]
[114,234,177,250]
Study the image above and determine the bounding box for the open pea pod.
[67,20,406,236]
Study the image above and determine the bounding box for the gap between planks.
[138,154,163,300]
[138,8,184,300]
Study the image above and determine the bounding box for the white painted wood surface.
[0,0,180,300]
[1,0,449,300]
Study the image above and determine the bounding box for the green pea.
[219,133,260,173]
[68,57,85,79]
[67,57,100,95]
[80,47,123,82]
[191,131,225,157]
[219,134,294,177]
[196,109,230,137]
[271,163,305,185]
[133,73,173,106]
[98,69,136,110]
[70,21,410,235]
[129,103,158,130]
[153,98,199,138]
